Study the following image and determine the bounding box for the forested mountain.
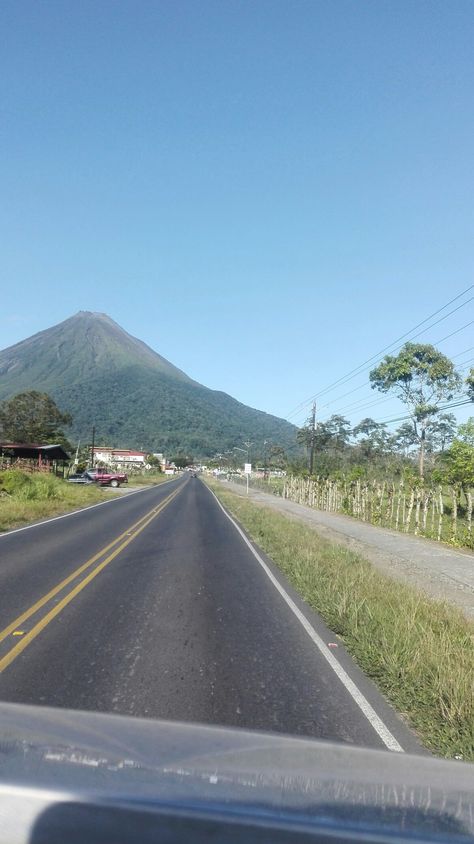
[0,312,298,457]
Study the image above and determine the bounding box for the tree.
[467,369,474,401]
[324,415,351,452]
[268,444,287,468]
[296,404,317,473]
[146,454,163,471]
[439,440,474,488]
[171,453,193,468]
[297,415,351,466]
[352,417,389,459]
[390,422,418,458]
[369,343,461,477]
[352,417,380,439]
[425,413,457,453]
[0,391,72,448]
[296,425,312,449]
[457,417,474,446]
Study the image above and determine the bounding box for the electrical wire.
[377,399,471,426]
[299,321,474,426]
[286,284,473,421]
[315,336,474,421]
[288,299,473,421]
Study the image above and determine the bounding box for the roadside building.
[0,442,70,475]
[92,447,150,470]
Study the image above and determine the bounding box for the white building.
[92,447,149,470]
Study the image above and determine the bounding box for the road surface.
[0,475,421,753]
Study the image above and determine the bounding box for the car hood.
[0,703,473,843]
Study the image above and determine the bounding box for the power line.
[457,356,474,371]
[302,318,474,426]
[431,319,474,347]
[377,399,471,427]
[286,284,473,421]
[289,295,473,419]
[399,299,474,345]
[326,395,392,416]
[451,345,474,360]
[319,326,474,418]
[318,380,370,410]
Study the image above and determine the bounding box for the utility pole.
[90,425,95,468]
[309,402,316,475]
[242,441,253,496]
[263,439,270,480]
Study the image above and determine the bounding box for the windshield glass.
[0,2,473,840]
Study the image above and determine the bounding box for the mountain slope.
[0,312,192,397]
[0,312,299,457]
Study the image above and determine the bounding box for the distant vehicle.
[68,468,128,488]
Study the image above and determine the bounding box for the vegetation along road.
[0,474,421,754]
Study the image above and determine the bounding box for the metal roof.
[0,443,70,460]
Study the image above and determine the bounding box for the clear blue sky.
[1,0,473,431]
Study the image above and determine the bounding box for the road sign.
[244,463,251,474]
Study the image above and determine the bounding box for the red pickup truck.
[85,468,128,488]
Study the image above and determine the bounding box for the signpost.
[244,462,251,495]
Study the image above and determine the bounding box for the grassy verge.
[207,479,474,760]
[0,470,113,532]
[0,470,174,532]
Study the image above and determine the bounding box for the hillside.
[0,312,299,457]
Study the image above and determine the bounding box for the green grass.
[207,480,474,761]
[0,469,174,532]
[0,470,111,532]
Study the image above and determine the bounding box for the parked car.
[67,473,94,484]
[67,468,128,488]
[84,467,128,487]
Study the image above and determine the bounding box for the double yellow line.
[0,484,183,674]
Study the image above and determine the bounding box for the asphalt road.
[0,475,421,753]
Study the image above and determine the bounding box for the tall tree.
[391,422,419,458]
[369,343,461,477]
[0,391,72,447]
[352,417,389,459]
[324,415,351,452]
[467,368,474,401]
[425,413,457,453]
[457,417,474,446]
[268,444,287,468]
[296,421,330,467]
[439,440,474,488]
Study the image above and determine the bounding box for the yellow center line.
[0,484,183,664]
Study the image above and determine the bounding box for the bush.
[0,470,32,495]
[0,470,60,500]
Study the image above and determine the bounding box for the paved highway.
[0,475,421,752]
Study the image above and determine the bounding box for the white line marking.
[0,479,179,539]
[207,485,404,753]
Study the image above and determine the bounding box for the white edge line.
[207,484,404,754]
[0,477,179,540]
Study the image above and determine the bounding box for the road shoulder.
[216,479,474,621]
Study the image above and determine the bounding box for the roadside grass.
[207,480,474,761]
[0,470,175,532]
[0,470,111,532]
